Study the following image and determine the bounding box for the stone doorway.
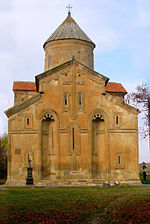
[91,113,105,179]
[41,114,55,180]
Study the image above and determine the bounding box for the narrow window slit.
[48,55,50,68]
[118,156,121,164]
[116,116,119,125]
[79,92,82,106]
[52,129,54,151]
[88,54,91,67]
[72,128,75,151]
[27,118,29,125]
[64,93,68,106]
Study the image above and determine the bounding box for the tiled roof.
[13,82,36,91]
[44,13,95,47]
[106,82,127,94]
[13,81,127,94]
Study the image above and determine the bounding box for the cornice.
[5,94,41,118]
[106,93,140,115]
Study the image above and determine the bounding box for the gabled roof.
[35,58,109,91]
[106,82,127,94]
[43,13,95,48]
[13,81,36,91]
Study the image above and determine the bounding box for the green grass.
[0,186,150,223]
[0,179,6,185]
[140,174,150,184]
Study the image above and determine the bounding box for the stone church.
[5,11,141,186]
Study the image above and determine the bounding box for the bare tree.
[125,83,150,145]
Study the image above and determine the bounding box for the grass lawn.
[0,186,150,223]
[0,179,6,185]
[140,174,150,184]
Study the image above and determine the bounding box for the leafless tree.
[125,83,150,146]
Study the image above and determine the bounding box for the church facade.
[5,12,141,186]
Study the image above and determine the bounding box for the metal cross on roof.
[66,4,72,15]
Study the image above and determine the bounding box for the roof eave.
[43,38,96,49]
[5,94,41,118]
[106,91,127,95]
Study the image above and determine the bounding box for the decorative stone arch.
[42,113,55,121]
[39,109,60,124]
[38,109,60,181]
[89,108,109,124]
[89,109,110,180]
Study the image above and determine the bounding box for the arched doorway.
[91,113,105,179]
[41,113,56,180]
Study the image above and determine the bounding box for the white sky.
[0,0,150,162]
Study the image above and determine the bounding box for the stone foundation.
[6,178,141,187]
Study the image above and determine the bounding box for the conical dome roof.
[43,13,95,48]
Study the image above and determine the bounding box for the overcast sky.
[0,0,150,162]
